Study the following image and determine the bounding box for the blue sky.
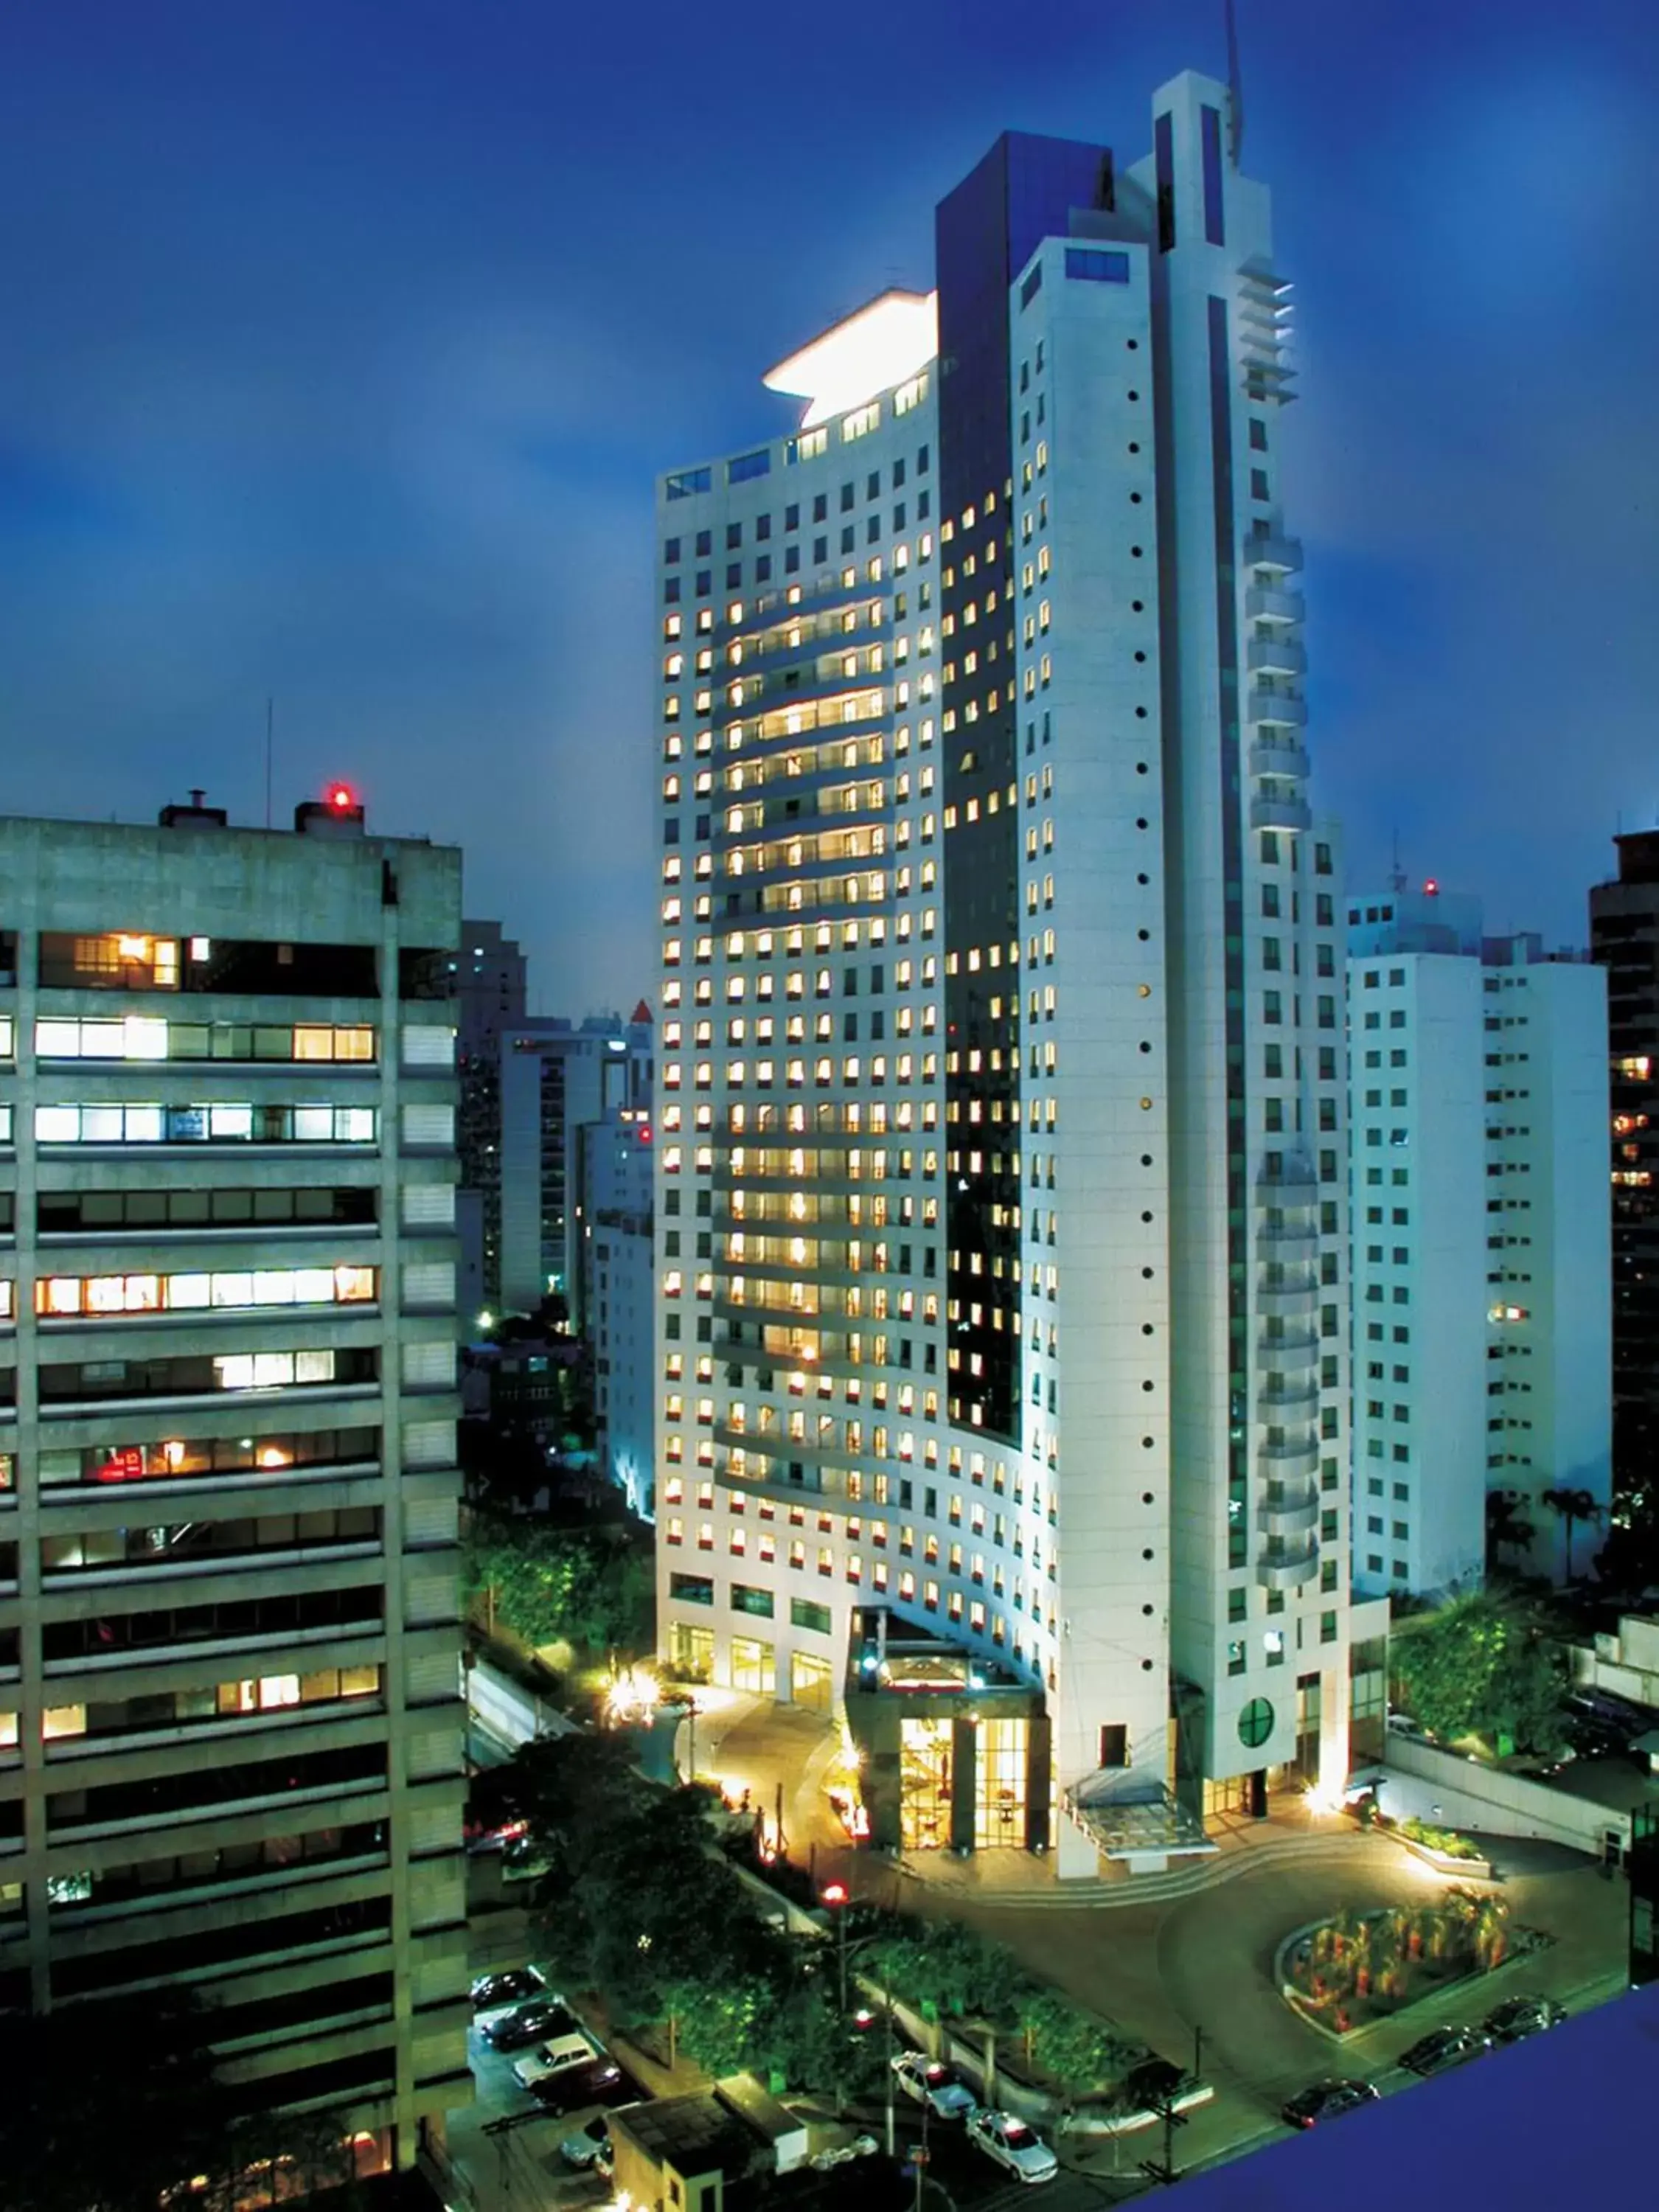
[2,0,1655,1009]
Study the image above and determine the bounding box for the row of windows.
[16,1663,383,1750]
[35,1425,378,1488]
[32,1265,376,1318]
[663,447,932,549]
[31,1102,377,1146]
[38,1343,375,1403]
[31,1018,375,1065]
[41,1503,378,1574]
[36,1186,376,1234]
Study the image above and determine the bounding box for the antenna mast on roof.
[1224,0,1245,162]
[1388,830,1407,895]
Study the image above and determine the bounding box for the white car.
[512,2031,598,2093]
[891,2051,978,2121]
[967,2109,1058,2185]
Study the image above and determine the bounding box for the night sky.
[3,1,1655,1013]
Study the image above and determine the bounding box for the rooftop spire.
[1225,0,1245,161]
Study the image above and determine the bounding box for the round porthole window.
[1238,1697,1275,1750]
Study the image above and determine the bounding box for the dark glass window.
[1063,247,1129,283]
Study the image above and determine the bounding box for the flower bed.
[1279,1891,1546,2037]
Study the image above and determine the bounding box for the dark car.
[1281,2079,1380,2129]
[470,1967,546,2011]
[1484,1994,1567,2044]
[487,2000,581,2053]
[531,2055,641,2116]
[1399,2025,1492,2076]
[1571,1688,1649,1732]
[1124,2058,1199,2112]
[560,2118,613,2174]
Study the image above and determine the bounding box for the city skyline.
[4,0,1658,1015]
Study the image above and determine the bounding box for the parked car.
[1399,2025,1492,2076]
[1281,2079,1380,2129]
[810,2133,879,2171]
[532,2055,639,2115]
[470,1966,546,2012]
[1571,1688,1650,1733]
[485,2000,581,2053]
[966,2109,1058,2185]
[1484,1994,1567,2044]
[502,1836,553,1884]
[560,2118,613,2173]
[1122,2057,1198,2111]
[512,2030,599,2093]
[891,2052,978,2120]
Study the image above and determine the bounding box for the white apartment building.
[653,72,1353,1872]
[1347,886,1612,1594]
[582,1105,656,1518]
[0,795,468,2167]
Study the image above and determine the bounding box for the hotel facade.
[653,72,1358,1871]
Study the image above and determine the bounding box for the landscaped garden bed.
[1279,1891,1548,2036]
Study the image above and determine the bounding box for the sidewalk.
[869,1788,1363,1907]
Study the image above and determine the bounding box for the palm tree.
[1485,1488,1535,1567]
[1540,1486,1600,1582]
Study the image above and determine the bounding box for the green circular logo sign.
[1238,1697,1275,1750]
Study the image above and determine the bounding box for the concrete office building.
[1347,884,1611,1594]
[453,919,528,1318]
[581,1104,656,1518]
[1590,832,1659,1548]
[497,1010,652,1325]
[653,72,1355,1873]
[0,795,469,2166]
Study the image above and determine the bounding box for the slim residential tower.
[653,72,1351,1871]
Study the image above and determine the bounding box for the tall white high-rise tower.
[652,71,1353,1874]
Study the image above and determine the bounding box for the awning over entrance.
[1064,1767,1215,1861]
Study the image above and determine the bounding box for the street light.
[821,1882,897,2158]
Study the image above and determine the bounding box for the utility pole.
[1137,2091,1188,2188]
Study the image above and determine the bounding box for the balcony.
[1256,1541,1319,1591]
[1256,1154,1318,1198]
[1243,533,1303,577]
[1257,1438,1320,1479]
[1248,736,1310,781]
[1256,1224,1318,1260]
[1247,689,1307,731]
[1258,1483,1320,1537]
[1255,1279,1318,1321]
[1256,1376,1318,1410]
[1248,634,1306,680]
[1245,585,1304,627]
[1249,793,1312,835]
[1259,1330,1318,1370]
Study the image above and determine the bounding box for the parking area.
[444,1965,658,2212]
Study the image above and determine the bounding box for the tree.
[462,1511,650,1655]
[1013,1988,1134,2098]
[863,1917,1026,2042]
[1391,1590,1569,1753]
[504,1734,762,2027]
[1540,1486,1600,1582]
